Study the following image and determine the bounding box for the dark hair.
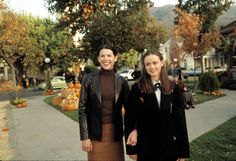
[138,50,173,94]
[97,43,117,56]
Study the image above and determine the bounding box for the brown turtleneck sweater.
[100,69,115,124]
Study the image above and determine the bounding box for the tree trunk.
[193,52,196,93]
[200,54,204,74]
[11,64,18,98]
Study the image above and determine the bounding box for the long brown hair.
[138,50,173,95]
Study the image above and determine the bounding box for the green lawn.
[44,96,79,123]
[194,92,225,104]
[187,116,236,161]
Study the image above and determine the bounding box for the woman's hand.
[82,139,93,152]
[129,154,137,160]
[177,158,186,161]
[127,129,137,146]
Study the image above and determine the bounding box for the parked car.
[117,69,134,81]
[38,76,67,90]
[182,68,202,77]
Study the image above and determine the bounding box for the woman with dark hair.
[125,50,190,161]
[79,44,130,161]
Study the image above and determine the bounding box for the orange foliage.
[0,9,28,65]
[172,8,221,57]
[172,8,201,54]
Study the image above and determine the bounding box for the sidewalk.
[185,89,236,141]
[3,89,236,160]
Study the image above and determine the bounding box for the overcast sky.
[5,0,178,18]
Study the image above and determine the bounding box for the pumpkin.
[52,96,63,106]
[68,82,74,89]
[76,92,80,98]
[16,104,22,108]
[64,100,75,111]
[61,99,67,110]
[75,83,81,89]
[21,103,27,107]
[2,128,9,132]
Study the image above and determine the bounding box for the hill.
[149,4,236,29]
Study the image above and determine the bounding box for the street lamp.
[174,58,178,63]
[44,57,52,92]
[44,57,50,64]
[44,57,51,81]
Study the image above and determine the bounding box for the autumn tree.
[173,8,221,70]
[175,0,233,72]
[0,9,28,96]
[173,8,222,90]
[176,0,234,33]
[46,0,168,63]
[76,0,168,63]
[0,5,75,85]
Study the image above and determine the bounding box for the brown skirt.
[88,123,124,161]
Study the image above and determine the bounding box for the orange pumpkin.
[2,128,9,131]
[75,83,81,89]
[21,103,27,107]
[68,83,74,89]
[61,99,67,110]
[16,104,23,108]
[75,92,80,98]
[65,101,75,111]
[52,96,63,105]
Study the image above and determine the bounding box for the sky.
[5,0,178,18]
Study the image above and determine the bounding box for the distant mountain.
[149,4,236,29]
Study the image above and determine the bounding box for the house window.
[184,59,187,68]
[204,58,207,68]
[165,47,168,53]
[220,57,224,67]
[208,59,211,68]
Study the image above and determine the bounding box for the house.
[160,39,227,72]
[220,20,236,88]
[0,59,11,81]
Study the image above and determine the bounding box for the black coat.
[125,83,190,161]
[79,70,130,141]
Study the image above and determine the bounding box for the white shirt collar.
[152,80,161,85]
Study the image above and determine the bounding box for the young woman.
[125,50,190,161]
[79,44,129,161]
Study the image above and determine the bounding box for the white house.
[0,59,11,81]
[160,38,227,71]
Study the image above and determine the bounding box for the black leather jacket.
[79,70,130,141]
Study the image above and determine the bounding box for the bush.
[216,71,231,88]
[84,65,98,74]
[199,71,220,92]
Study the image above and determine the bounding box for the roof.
[220,20,236,35]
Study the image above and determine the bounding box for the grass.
[194,92,225,104]
[187,116,236,161]
[43,96,79,123]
